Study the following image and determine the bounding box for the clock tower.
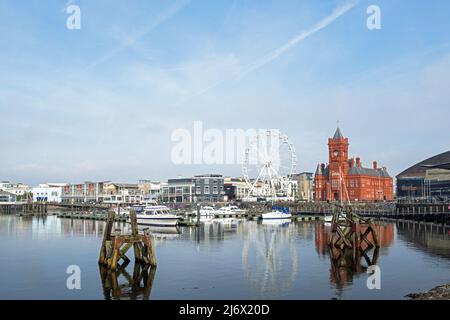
[327,125,349,201]
[314,124,393,202]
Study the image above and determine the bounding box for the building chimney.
[373,161,378,170]
[356,157,361,167]
[349,158,355,168]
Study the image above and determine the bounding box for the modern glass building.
[396,150,450,201]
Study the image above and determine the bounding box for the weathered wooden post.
[99,209,156,272]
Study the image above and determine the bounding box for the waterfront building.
[32,183,66,203]
[0,181,31,197]
[292,172,314,201]
[284,179,298,201]
[314,126,393,202]
[0,190,17,202]
[194,174,225,203]
[101,182,142,205]
[396,150,450,201]
[62,181,106,203]
[223,177,269,201]
[224,177,248,201]
[138,180,161,203]
[160,178,195,203]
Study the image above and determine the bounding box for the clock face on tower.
[333,150,339,157]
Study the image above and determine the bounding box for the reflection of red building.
[315,222,394,288]
[314,223,394,254]
[314,126,393,201]
[315,223,329,256]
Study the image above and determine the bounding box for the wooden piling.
[98,209,156,271]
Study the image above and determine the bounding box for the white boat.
[324,215,333,223]
[262,210,292,220]
[136,205,180,226]
[215,205,247,216]
[192,206,217,217]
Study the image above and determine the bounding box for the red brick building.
[314,126,393,202]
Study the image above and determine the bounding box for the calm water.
[0,214,449,300]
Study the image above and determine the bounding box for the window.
[204,186,210,194]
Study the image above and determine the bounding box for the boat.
[262,206,291,220]
[262,211,292,220]
[324,215,333,223]
[215,205,247,216]
[191,206,217,217]
[136,205,180,226]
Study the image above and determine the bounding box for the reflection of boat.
[136,205,180,226]
[213,218,239,227]
[138,225,181,236]
[262,219,290,226]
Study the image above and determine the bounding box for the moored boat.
[215,205,247,216]
[262,206,291,220]
[262,211,292,220]
[192,206,217,217]
[136,205,180,226]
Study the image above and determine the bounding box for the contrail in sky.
[179,0,358,104]
[237,0,359,79]
[85,0,191,71]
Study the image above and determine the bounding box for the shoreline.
[406,283,450,300]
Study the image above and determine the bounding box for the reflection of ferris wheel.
[241,221,298,296]
[242,130,297,197]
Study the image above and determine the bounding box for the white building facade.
[32,184,66,203]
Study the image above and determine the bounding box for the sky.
[0,0,449,185]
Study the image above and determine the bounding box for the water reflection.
[99,263,156,300]
[315,222,394,291]
[0,214,449,299]
[395,220,450,259]
[242,221,298,297]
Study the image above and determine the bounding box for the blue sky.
[0,0,449,185]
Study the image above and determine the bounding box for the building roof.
[316,163,390,178]
[348,166,391,178]
[112,183,139,189]
[396,150,450,179]
[194,174,223,178]
[420,162,450,171]
[333,126,344,139]
[168,178,194,184]
[0,190,15,196]
[315,164,322,175]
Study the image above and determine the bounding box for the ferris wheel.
[242,129,297,198]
